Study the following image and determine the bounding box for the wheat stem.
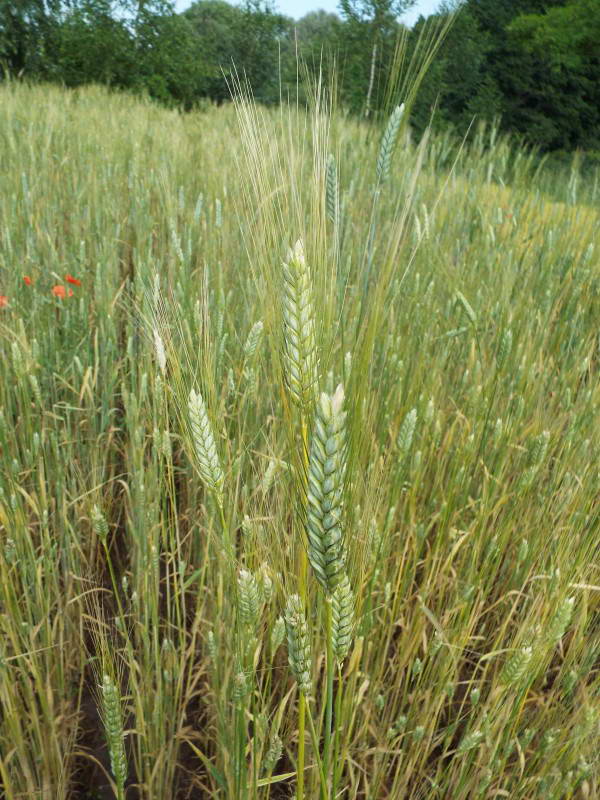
[305,703,328,800]
[324,598,335,793]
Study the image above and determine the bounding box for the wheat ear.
[306,383,347,595]
[326,154,339,228]
[101,674,127,800]
[332,572,354,663]
[285,594,312,694]
[188,388,224,504]
[376,104,405,183]
[282,239,319,411]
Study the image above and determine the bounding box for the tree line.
[1,0,599,153]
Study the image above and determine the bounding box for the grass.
[0,80,598,799]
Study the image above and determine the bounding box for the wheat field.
[0,82,598,799]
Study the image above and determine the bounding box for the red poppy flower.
[68,288,74,297]
[23,276,32,286]
[52,285,67,298]
[0,295,8,307]
[65,274,81,286]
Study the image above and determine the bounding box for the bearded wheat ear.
[188,388,224,505]
[326,154,339,229]
[332,572,354,664]
[285,594,312,694]
[376,104,405,183]
[306,384,347,595]
[282,239,319,411]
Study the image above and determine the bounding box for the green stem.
[297,691,306,800]
[305,699,328,800]
[216,500,230,624]
[251,692,257,800]
[235,696,248,800]
[218,501,231,558]
[332,664,343,797]
[296,416,309,800]
[102,539,126,623]
[324,599,334,795]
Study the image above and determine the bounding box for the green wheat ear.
[326,154,339,228]
[376,104,405,183]
[238,568,260,628]
[332,572,354,663]
[500,645,533,685]
[101,674,127,799]
[188,387,224,504]
[285,594,312,694]
[282,239,319,411]
[306,383,347,595]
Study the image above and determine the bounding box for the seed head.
[284,594,312,694]
[188,388,224,503]
[332,573,354,663]
[306,385,347,594]
[282,239,319,410]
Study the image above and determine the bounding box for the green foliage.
[182,0,244,101]
[336,0,415,114]
[129,4,209,107]
[509,0,600,72]
[0,0,62,77]
[55,2,134,88]
[3,0,598,153]
[184,0,292,103]
[506,0,600,149]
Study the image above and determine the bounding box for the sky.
[174,0,441,24]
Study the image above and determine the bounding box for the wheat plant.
[0,79,598,800]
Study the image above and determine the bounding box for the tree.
[183,0,244,101]
[184,0,292,104]
[0,0,62,77]
[409,3,502,135]
[128,0,208,106]
[463,0,576,149]
[509,0,600,72]
[507,0,600,149]
[337,0,415,115]
[293,10,343,69]
[55,0,134,88]
[280,10,343,101]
